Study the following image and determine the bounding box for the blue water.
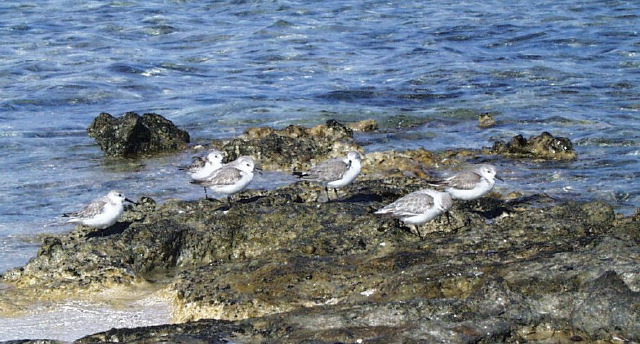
[1,0,639,278]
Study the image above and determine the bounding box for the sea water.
[0,0,638,340]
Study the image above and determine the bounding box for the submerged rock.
[478,113,496,128]
[347,118,379,132]
[492,131,576,160]
[2,173,639,343]
[87,112,190,157]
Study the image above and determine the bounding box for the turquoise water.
[1,0,639,278]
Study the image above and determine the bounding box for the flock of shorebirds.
[63,149,501,237]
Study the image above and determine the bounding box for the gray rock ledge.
[2,177,639,343]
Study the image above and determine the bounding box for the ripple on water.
[0,284,171,342]
[0,3,639,337]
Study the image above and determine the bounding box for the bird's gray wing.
[305,158,348,182]
[443,171,482,190]
[69,197,108,219]
[197,167,243,186]
[376,192,434,217]
[180,157,206,173]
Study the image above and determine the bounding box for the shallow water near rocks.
[1,0,639,341]
[0,283,172,342]
[0,300,169,342]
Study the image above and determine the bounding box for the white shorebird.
[181,149,225,181]
[375,189,453,238]
[181,149,225,197]
[293,151,362,201]
[191,155,257,207]
[427,164,501,200]
[63,190,135,229]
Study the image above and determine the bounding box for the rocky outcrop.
[211,119,362,171]
[492,131,576,160]
[87,112,190,157]
[2,176,639,343]
[3,121,636,343]
[77,270,640,343]
[207,119,454,179]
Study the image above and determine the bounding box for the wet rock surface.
[206,119,463,180]
[210,119,362,172]
[492,131,576,160]
[478,113,496,128]
[87,112,190,157]
[3,123,637,343]
[2,175,639,343]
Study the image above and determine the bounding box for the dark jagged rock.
[571,270,640,340]
[2,173,639,343]
[87,112,190,157]
[211,119,361,171]
[492,131,576,160]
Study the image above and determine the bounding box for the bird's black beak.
[125,198,138,205]
[255,166,264,175]
[496,176,504,182]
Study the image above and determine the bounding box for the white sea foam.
[0,287,171,342]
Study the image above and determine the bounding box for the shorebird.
[63,190,135,229]
[181,149,225,180]
[293,151,362,201]
[181,149,224,197]
[427,164,501,200]
[375,189,453,238]
[191,155,257,208]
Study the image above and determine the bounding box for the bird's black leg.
[414,225,425,240]
[325,186,331,202]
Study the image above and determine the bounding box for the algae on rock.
[87,112,190,157]
[3,120,639,343]
[3,175,639,343]
[492,131,576,160]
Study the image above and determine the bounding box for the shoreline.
[2,178,638,343]
[2,121,638,343]
[0,282,172,342]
